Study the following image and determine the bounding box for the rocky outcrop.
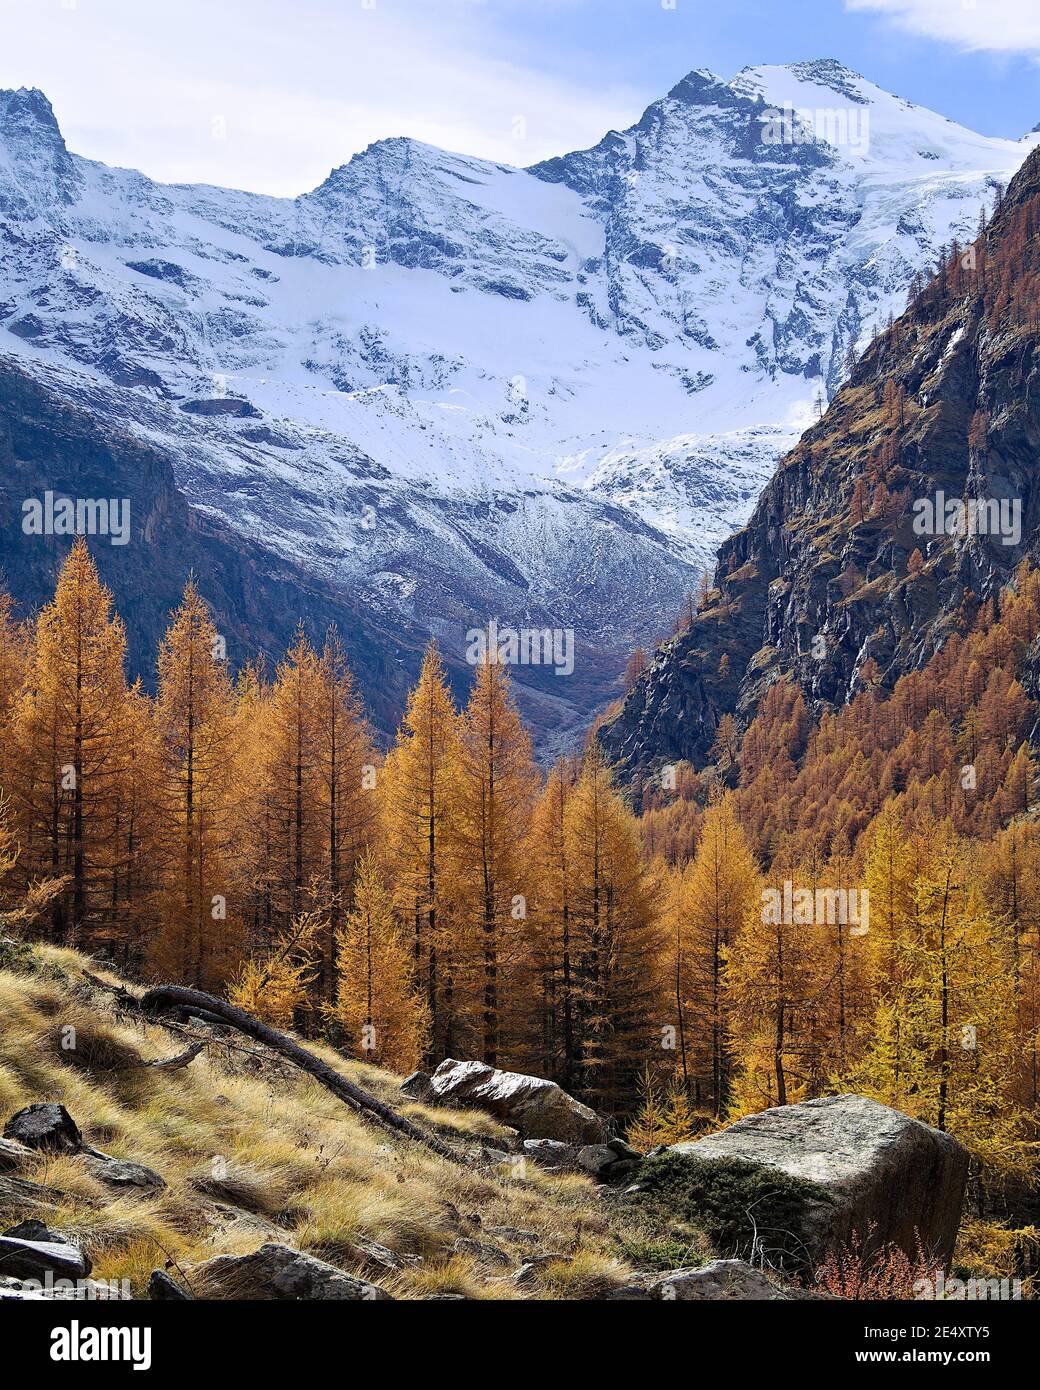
[667,1094,968,1267]
[192,1243,393,1301]
[404,1060,608,1144]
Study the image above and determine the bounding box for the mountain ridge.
[0,63,1034,746]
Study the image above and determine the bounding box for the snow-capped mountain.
[0,62,1034,746]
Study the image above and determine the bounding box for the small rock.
[4,1103,82,1153]
[0,1137,34,1173]
[399,1071,434,1102]
[83,1154,166,1192]
[451,1237,510,1269]
[522,1139,576,1169]
[148,1269,192,1300]
[0,1233,91,1281]
[484,1225,540,1247]
[343,1239,403,1274]
[192,1243,392,1300]
[512,1253,570,1285]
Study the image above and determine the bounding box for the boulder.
[4,1103,82,1153]
[192,1243,392,1301]
[668,1094,968,1267]
[422,1060,606,1143]
[650,1259,787,1301]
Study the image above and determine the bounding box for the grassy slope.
[0,945,708,1300]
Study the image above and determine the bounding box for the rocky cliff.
[601,142,1040,777]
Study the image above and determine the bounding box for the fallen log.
[138,985,465,1166]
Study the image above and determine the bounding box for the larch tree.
[313,629,377,1001]
[451,656,538,1065]
[380,641,459,1057]
[8,539,130,948]
[331,852,428,1073]
[667,792,760,1115]
[152,579,240,990]
[564,747,662,1113]
[527,757,578,1084]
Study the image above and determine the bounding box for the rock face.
[414,1060,608,1144]
[192,1243,392,1301]
[669,1094,968,1267]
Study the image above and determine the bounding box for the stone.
[0,1137,34,1172]
[399,1071,434,1102]
[522,1139,577,1169]
[423,1060,607,1144]
[512,1253,570,1285]
[148,1269,192,1300]
[192,1243,392,1300]
[3,1103,82,1153]
[668,1094,968,1267]
[0,1233,91,1281]
[3,1219,68,1243]
[450,1237,510,1269]
[649,1259,787,1301]
[83,1153,166,1192]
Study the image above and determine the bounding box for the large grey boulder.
[192,1243,392,1300]
[418,1059,607,1144]
[668,1094,968,1267]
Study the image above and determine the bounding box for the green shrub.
[627,1150,833,1274]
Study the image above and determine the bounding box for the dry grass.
[0,944,668,1299]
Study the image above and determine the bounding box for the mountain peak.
[0,86,64,144]
[665,68,737,107]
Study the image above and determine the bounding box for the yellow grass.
[0,943,673,1299]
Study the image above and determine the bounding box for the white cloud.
[0,0,643,196]
[846,0,1040,58]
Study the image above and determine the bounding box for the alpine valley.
[0,59,1036,749]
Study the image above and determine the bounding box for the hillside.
[601,140,1040,777]
[0,939,711,1301]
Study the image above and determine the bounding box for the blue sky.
[0,0,1037,195]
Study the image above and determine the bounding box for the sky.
[0,0,1037,197]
